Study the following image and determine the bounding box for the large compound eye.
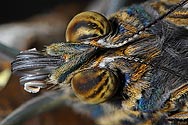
[66,11,111,43]
[71,68,118,104]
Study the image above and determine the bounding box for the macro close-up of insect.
[0,0,188,125]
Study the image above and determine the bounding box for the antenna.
[104,0,188,48]
[137,0,188,34]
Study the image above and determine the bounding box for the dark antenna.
[137,0,188,34]
[105,0,188,48]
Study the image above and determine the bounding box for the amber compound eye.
[66,11,111,43]
[71,68,119,104]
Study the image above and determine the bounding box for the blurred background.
[0,0,146,124]
[0,1,96,125]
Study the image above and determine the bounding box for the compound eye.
[71,68,118,104]
[66,11,111,43]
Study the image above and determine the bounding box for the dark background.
[0,0,148,24]
[0,0,92,24]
